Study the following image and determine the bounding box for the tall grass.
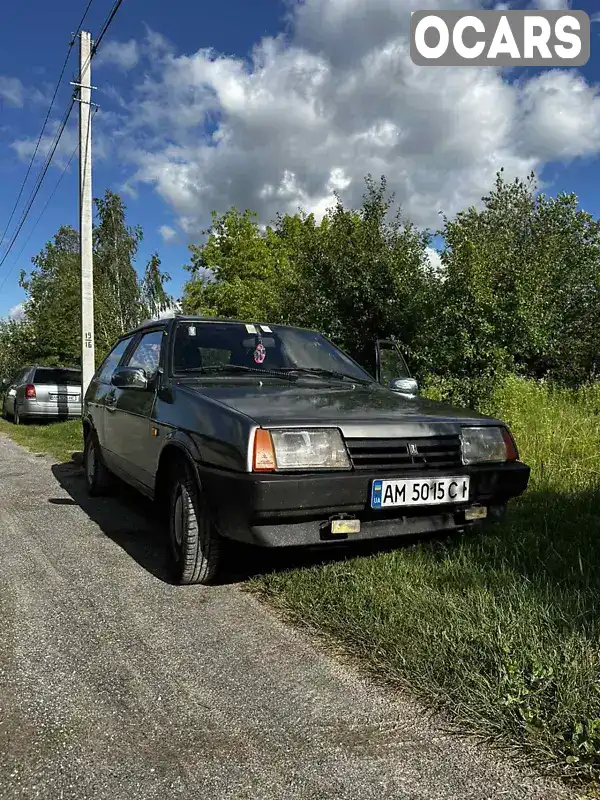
[250,376,600,779]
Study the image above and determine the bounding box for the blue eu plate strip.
[371,479,383,509]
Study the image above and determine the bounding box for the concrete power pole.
[78,31,95,396]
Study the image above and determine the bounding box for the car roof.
[120,315,320,339]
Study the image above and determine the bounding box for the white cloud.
[158,224,177,243]
[95,39,140,71]
[9,303,25,321]
[106,3,600,235]
[518,71,600,161]
[425,247,442,274]
[157,301,181,319]
[0,76,24,108]
[12,122,80,170]
[529,0,570,8]
[11,108,114,169]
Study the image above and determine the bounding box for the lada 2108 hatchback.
[82,316,530,585]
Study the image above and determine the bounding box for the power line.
[0,117,91,293]
[0,0,126,286]
[0,98,76,273]
[0,0,126,287]
[92,0,125,57]
[0,0,96,258]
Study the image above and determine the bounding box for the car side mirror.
[111,366,148,390]
[389,377,419,397]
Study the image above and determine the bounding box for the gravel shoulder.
[0,434,574,800]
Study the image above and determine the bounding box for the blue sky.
[0,0,599,318]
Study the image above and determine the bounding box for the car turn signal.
[502,428,519,461]
[253,429,277,472]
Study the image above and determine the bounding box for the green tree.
[182,208,294,322]
[18,189,172,368]
[0,317,36,384]
[19,225,81,365]
[141,252,173,320]
[277,176,434,375]
[93,189,144,357]
[181,177,433,378]
[435,170,600,392]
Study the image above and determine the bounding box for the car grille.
[345,435,463,472]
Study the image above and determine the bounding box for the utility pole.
[77,31,95,396]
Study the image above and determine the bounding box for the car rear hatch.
[32,367,82,409]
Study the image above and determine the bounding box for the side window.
[97,337,134,385]
[125,330,164,379]
[377,342,411,385]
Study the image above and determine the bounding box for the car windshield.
[33,368,81,386]
[172,321,374,384]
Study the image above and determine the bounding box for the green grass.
[0,416,83,463]
[248,375,600,781]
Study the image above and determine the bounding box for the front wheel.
[84,431,113,496]
[168,463,221,585]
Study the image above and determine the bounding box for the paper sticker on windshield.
[260,325,272,333]
[253,343,266,364]
[245,324,257,334]
[188,325,196,337]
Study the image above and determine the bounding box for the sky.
[0,0,599,319]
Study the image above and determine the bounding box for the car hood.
[182,382,501,438]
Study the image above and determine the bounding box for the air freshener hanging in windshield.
[253,342,266,364]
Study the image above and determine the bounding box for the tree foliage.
[4,189,173,381]
[4,172,600,402]
[183,177,435,377]
[435,171,600,391]
[182,208,293,322]
[181,171,600,397]
[19,225,81,366]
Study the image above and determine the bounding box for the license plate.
[371,476,470,509]
[50,394,78,402]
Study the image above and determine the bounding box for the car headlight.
[252,428,351,471]
[461,426,518,465]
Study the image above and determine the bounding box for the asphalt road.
[0,434,572,800]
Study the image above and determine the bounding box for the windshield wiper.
[279,367,373,386]
[178,364,297,381]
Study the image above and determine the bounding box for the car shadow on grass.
[50,460,455,586]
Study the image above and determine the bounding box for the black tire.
[13,405,21,425]
[84,430,113,497]
[168,462,221,585]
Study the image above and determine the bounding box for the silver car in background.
[1,365,82,424]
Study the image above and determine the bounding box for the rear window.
[33,368,81,386]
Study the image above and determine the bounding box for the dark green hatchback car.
[82,316,530,585]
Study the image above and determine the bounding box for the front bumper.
[199,461,531,547]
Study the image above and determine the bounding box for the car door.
[88,335,136,464]
[9,368,31,415]
[3,369,25,416]
[104,328,165,490]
